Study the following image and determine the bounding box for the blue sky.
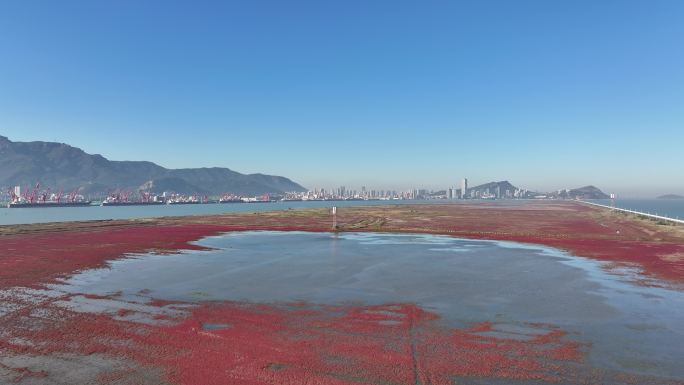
[1,1,682,196]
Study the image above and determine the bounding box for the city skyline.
[2,1,683,197]
[0,133,673,198]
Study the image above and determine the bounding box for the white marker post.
[332,206,337,230]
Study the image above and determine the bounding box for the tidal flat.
[1,201,683,384]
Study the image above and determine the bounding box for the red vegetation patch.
[0,224,234,289]
[517,237,684,284]
[1,296,590,385]
[0,364,48,382]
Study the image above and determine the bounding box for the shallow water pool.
[56,231,684,379]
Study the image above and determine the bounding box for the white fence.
[580,201,684,225]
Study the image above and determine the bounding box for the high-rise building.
[461,178,468,199]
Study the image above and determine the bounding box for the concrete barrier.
[580,200,684,225]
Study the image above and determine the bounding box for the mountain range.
[0,136,306,196]
[465,180,610,200]
[548,185,610,200]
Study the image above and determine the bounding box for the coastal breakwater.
[581,200,684,225]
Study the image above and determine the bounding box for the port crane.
[105,189,131,203]
[22,183,41,204]
[67,189,80,203]
[7,188,18,203]
[139,190,153,203]
[39,188,50,203]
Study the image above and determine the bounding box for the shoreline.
[1,200,683,288]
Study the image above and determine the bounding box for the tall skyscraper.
[461,178,468,199]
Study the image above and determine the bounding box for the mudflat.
[1,201,683,384]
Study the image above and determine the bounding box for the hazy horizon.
[1,1,682,197]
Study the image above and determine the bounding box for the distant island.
[436,181,609,200]
[657,194,684,200]
[551,185,610,200]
